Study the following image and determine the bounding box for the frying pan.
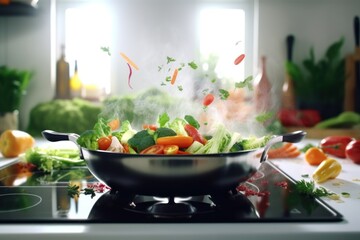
[42,130,306,197]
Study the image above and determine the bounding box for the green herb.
[301,174,310,178]
[188,61,198,70]
[184,115,200,129]
[67,184,96,199]
[256,112,274,123]
[177,85,183,91]
[167,56,176,64]
[235,76,253,91]
[295,180,333,197]
[341,192,350,198]
[219,89,230,100]
[100,46,111,56]
[158,112,170,127]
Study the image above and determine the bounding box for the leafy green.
[158,112,170,127]
[24,147,85,173]
[0,66,32,114]
[219,89,230,100]
[77,130,98,150]
[166,118,188,136]
[127,129,155,153]
[238,135,271,150]
[235,76,253,91]
[184,115,200,129]
[188,61,198,69]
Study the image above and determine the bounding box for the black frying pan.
[42,130,306,197]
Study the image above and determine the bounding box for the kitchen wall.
[1,0,360,130]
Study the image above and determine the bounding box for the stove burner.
[0,193,42,213]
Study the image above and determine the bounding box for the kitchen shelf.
[0,2,37,16]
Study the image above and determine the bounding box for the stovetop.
[0,161,342,223]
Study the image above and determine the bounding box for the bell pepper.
[278,109,321,127]
[312,158,342,183]
[0,130,35,158]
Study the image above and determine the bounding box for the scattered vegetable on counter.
[0,130,35,158]
[23,147,85,173]
[314,111,360,129]
[312,158,342,183]
[295,179,335,198]
[278,109,321,127]
[345,140,360,164]
[265,143,301,159]
[320,136,354,158]
[304,147,327,165]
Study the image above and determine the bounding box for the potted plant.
[0,66,32,133]
[286,38,345,120]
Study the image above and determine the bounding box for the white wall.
[1,0,360,130]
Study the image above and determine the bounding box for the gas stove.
[0,161,342,223]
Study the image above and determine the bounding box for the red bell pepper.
[278,109,321,127]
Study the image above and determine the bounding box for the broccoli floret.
[154,127,176,140]
[239,135,271,150]
[127,129,155,153]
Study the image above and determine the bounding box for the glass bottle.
[254,56,271,112]
[70,60,82,98]
[55,45,70,99]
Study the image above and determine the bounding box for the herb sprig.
[295,180,333,197]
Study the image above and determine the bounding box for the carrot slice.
[170,68,179,85]
[156,135,193,148]
[120,52,139,70]
[265,143,301,159]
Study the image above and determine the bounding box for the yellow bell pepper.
[312,158,342,183]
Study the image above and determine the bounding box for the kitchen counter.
[0,139,359,240]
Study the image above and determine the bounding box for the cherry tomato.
[98,136,112,150]
[140,145,165,154]
[320,136,354,158]
[345,140,360,164]
[203,93,215,106]
[184,124,207,145]
[164,145,179,155]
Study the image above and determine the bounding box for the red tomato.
[184,124,207,145]
[164,145,179,155]
[98,136,112,150]
[203,93,215,106]
[345,140,360,164]
[140,145,165,154]
[277,109,321,127]
[143,124,157,131]
[234,54,245,65]
[320,136,354,158]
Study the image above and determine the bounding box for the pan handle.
[42,130,80,145]
[260,130,306,163]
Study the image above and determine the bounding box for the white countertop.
[0,139,360,240]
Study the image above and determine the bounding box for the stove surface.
[0,161,342,223]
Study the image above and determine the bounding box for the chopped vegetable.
[184,124,207,145]
[312,158,342,183]
[77,130,99,150]
[0,130,35,158]
[156,135,194,148]
[140,145,165,154]
[154,127,177,140]
[97,136,112,150]
[106,136,124,152]
[295,180,333,197]
[304,147,327,165]
[108,118,120,131]
[170,68,179,85]
[24,147,85,173]
[165,118,188,136]
[164,145,179,155]
[234,54,245,65]
[239,135,271,151]
[184,115,200,129]
[219,89,230,100]
[120,52,139,70]
[266,143,301,159]
[127,129,155,153]
[235,76,253,91]
[203,93,215,107]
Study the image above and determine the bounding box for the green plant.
[286,38,345,118]
[0,66,32,114]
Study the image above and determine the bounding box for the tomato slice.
[164,145,179,155]
[140,145,165,154]
[184,124,207,145]
[98,136,112,150]
[156,135,193,148]
[203,93,215,106]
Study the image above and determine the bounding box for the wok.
[42,130,306,197]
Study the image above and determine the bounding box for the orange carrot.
[170,68,179,85]
[120,52,139,70]
[108,118,120,131]
[266,143,301,159]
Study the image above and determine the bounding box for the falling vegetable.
[203,93,215,106]
[312,158,342,183]
[120,52,139,70]
[126,63,133,89]
[170,68,179,85]
[234,54,245,65]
